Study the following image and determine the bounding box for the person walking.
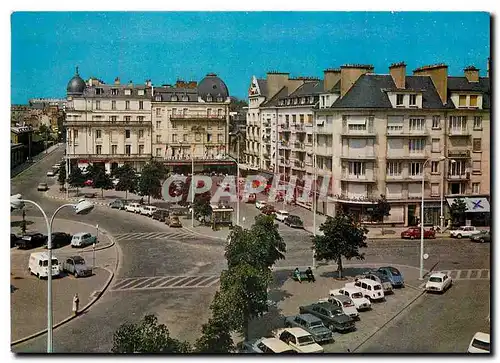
[72,293,80,316]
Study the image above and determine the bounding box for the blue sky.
[11,11,490,104]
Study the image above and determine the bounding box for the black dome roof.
[67,67,86,95]
[198,73,229,101]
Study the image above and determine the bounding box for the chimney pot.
[464,66,480,83]
[389,62,406,89]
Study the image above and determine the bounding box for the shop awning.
[446,197,490,213]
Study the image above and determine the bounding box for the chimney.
[176,80,186,88]
[266,71,290,99]
[323,68,341,92]
[287,78,306,95]
[145,79,152,87]
[340,64,374,98]
[128,80,133,87]
[187,81,197,89]
[389,62,406,89]
[413,63,448,105]
[464,66,480,83]
[114,77,120,85]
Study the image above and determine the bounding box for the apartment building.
[65,68,153,173]
[151,74,232,173]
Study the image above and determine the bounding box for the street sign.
[423,253,429,260]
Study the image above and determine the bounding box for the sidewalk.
[10,216,117,343]
[11,143,63,178]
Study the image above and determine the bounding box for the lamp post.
[312,115,317,269]
[191,145,195,229]
[10,196,94,353]
[224,145,240,227]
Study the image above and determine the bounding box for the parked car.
[400,227,436,239]
[470,230,491,243]
[168,215,182,228]
[125,203,141,213]
[28,252,60,278]
[275,210,290,222]
[48,232,72,248]
[425,272,452,293]
[241,193,257,204]
[84,179,93,187]
[299,302,355,333]
[240,337,296,354]
[324,295,359,320]
[139,205,158,217]
[111,178,120,187]
[255,200,268,210]
[467,332,490,353]
[152,209,170,222]
[46,170,56,177]
[17,233,48,249]
[273,328,324,353]
[261,204,276,216]
[109,199,126,210]
[356,271,393,294]
[347,278,385,302]
[11,233,19,248]
[284,215,304,228]
[377,266,405,288]
[329,287,371,311]
[284,314,333,343]
[62,255,92,278]
[71,232,97,248]
[37,183,48,191]
[450,226,481,239]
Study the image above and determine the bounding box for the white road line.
[205,277,221,287]
[466,270,473,279]
[196,276,220,287]
[148,232,166,239]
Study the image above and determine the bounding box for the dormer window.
[470,95,478,107]
[182,95,189,102]
[111,89,118,96]
[301,97,306,104]
[459,95,467,107]
[396,94,404,106]
[217,96,223,102]
[171,95,178,102]
[95,88,103,95]
[124,89,131,96]
[310,96,314,103]
[155,95,162,101]
[409,94,417,106]
[207,95,213,102]
[293,98,298,105]
[137,89,145,96]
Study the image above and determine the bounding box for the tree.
[312,211,368,279]
[86,164,113,198]
[367,194,391,234]
[112,314,191,353]
[68,165,85,196]
[193,191,212,224]
[138,159,168,204]
[58,163,66,189]
[114,164,138,201]
[194,314,235,353]
[450,198,467,226]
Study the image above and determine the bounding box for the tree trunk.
[338,256,343,279]
[101,188,104,199]
[125,190,128,202]
[148,195,151,204]
[243,317,249,342]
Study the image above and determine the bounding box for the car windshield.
[429,277,442,283]
[351,292,363,299]
[343,301,354,307]
[297,336,315,345]
[74,258,85,265]
[42,259,58,266]
[379,275,390,282]
[472,339,490,351]
[374,285,382,290]
[389,268,401,275]
[310,321,323,328]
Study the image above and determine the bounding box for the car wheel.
[328,324,335,331]
[480,238,485,243]
[410,235,415,240]
[457,234,462,239]
[37,273,40,279]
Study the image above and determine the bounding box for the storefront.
[211,204,234,230]
[446,196,491,227]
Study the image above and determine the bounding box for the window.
[292,115,297,123]
[183,134,188,142]
[138,89,145,96]
[387,116,403,132]
[432,115,441,129]
[472,183,480,194]
[431,183,440,196]
[138,145,144,155]
[396,94,404,106]
[386,162,401,176]
[409,94,417,106]
[155,95,161,101]
[139,101,144,110]
[156,108,162,117]
[125,130,131,139]
[95,88,103,95]
[472,160,481,173]
[449,183,466,195]
[285,115,289,122]
[307,114,313,124]
[125,145,131,155]
[171,121,177,129]
[124,89,131,96]
[195,133,201,142]
[348,162,365,176]
[172,108,177,116]
[124,116,131,123]
[410,162,423,176]
[138,130,144,139]
[111,145,118,154]
[218,134,223,143]
[137,116,145,123]
[348,122,366,131]
[449,116,467,132]
[473,116,482,130]
[207,108,211,117]
[431,138,440,152]
[409,139,425,152]
[156,135,161,143]
[409,117,425,131]
[458,95,467,107]
[95,130,102,139]
[110,116,118,123]
[95,100,100,110]
[217,109,222,117]
[156,121,161,128]
[473,138,482,152]
[431,161,439,173]
[207,134,212,143]
[95,145,102,155]
[111,89,118,96]
[300,114,304,122]
[183,108,188,116]
[156,148,161,156]
[470,95,478,107]
[449,160,466,176]
[111,100,116,110]
[218,123,223,130]
[183,123,187,130]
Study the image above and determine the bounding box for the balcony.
[263,121,271,128]
[447,173,470,181]
[386,151,427,160]
[315,145,333,156]
[170,113,226,121]
[64,120,151,128]
[340,173,376,183]
[279,158,291,166]
[292,160,305,170]
[280,141,291,149]
[447,149,471,158]
[386,127,429,137]
[280,124,291,131]
[341,126,376,138]
[331,193,378,204]
[70,153,152,161]
[448,128,471,137]
[293,124,306,133]
[340,151,376,160]
[294,142,305,150]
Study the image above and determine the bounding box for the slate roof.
[331,74,393,109]
[256,79,268,96]
[153,87,199,102]
[288,80,324,98]
[448,77,490,109]
[261,86,288,107]
[82,83,152,98]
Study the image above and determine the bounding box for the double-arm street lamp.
[10,195,94,353]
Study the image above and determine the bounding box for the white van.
[28,252,60,278]
[349,278,385,302]
[125,203,141,213]
[139,205,157,217]
[275,210,290,222]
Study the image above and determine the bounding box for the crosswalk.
[110,275,220,291]
[114,230,195,241]
[434,269,490,280]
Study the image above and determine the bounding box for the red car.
[401,227,436,240]
[84,179,93,187]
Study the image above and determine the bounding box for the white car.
[467,332,490,353]
[275,210,290,222]
[46,170,56,177]
[240,337,296,354]
[330,287,371,311]
[125,203,141,213]
[324,295,359,320]
[255,200,268,210]
[139,205,157,217]
[425,272,453,293]
[53,163,61,169]
[273,327,323,353]
[449,226,481,239]
[112,178,120,187]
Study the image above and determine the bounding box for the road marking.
[113,230,197,241]
[109,275,220,291]
[434,269,490,281]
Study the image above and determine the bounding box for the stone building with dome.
[151,73,233,173]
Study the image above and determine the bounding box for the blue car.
[377,266,405,288]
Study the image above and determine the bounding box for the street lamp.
[10,195,94,353]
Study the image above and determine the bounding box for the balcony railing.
[341,152,375,160]
[448,149,471,158]
[447,173,470,180]
[64,120,151,127]
[386,127,429,137]
[69,153,152,160]
[294,124,306,132]
[170,113,226,121]
[448,128,471,137]
[293,160,305,169]
[340,173,375,182]
[341,126,376,137]
[263,122,271,128]
[315,146,333,156]
[280,141,291,149]
[294,142,305,150]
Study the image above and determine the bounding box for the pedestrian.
[72,293,80,316]
[306,267,316,283]
[293,267,302,283]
